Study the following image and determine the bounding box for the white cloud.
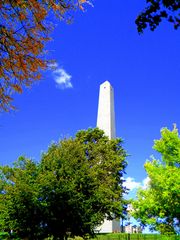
[123,177,141,191]
[142,176,150,189]
[48,62,58,68]
[51,64,73,89]
[123,176,150,192]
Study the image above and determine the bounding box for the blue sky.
[0,1,180,199]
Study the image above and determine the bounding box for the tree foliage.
[0,157,43,239]
[0,128,127,239]
[0,0,87,112]
[132,125,180,234]
[136,0,180,33]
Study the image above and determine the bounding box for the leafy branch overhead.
[0,0,87,111]
[136,0,180,33]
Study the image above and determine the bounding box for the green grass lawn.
[0,232,179,240]
[90,233,180,240]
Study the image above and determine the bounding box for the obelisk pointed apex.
[103,80,110,85]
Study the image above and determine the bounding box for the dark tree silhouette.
[136,0,180,33]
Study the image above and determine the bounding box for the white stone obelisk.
[96,81,120,233]
[97,81,116,139]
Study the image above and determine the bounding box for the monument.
[97,81,115,140]
[96,81,120,233]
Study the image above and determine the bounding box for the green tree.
[132,125,180,234]
[0,128,127,239]
[0,156,44,239]
[136,0,180,33]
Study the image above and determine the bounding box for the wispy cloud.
[142,176,150,189]
[123,177,150,191]
[48,62,58,69]
[123,177,141,191]
[50,63,73,89]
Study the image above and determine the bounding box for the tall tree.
[132,125,180,234]
[0,157,43,239]
[0,0,87,112]
[0,128,127,239]
[136,0,180,33]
